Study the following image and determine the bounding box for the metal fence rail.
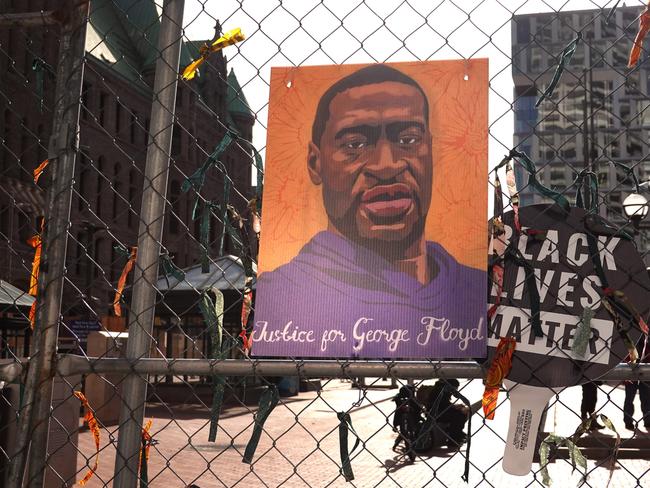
[2,0,650,487]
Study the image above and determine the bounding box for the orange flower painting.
[259,60,488,274]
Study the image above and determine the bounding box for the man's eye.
[399,136,419,145]
[345,140,367,149]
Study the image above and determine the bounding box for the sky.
[180,0,644,209]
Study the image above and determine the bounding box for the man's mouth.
[360,183,414,219]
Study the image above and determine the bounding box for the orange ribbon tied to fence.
[33,158,49,184]
[27,218,44,328]
[239,283,253,355]
[628,2,650,67]
[74,391,101,486]
[113,246,137,317]
[182,28,245,81]
[139,419,153,487]
[482,337,516,420]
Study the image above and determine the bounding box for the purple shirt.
[252,231,486,358]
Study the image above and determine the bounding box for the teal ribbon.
[226,206,254,279]
[609,160,641,192]
[218,178,231,256]
[510,150,570,213]
[114,244,130,259]
[199,288,225,443]
[32,58,52,113]
[606,0,622,24]
[200,202,212,273]
[575,170,598,213]
[160,253,184,282]
[536,32,581,107]
[182,131,234,194]
[242,386,280,463]
[337,412,361,482]
[413,382,472,481]
[183,131,234,222]
[506,245,544,338]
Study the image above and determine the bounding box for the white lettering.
[557,272,577,307]
[567,233,589,266]
[537,229,559,263]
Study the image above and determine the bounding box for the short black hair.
[311,64,430,147]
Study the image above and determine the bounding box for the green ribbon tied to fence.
[539,413,619,486]
[182,131,233,196]
[160,252,185,283]
[571,307,594,359]
[337,412,362,482]
[535,32,581,107]
[509,149,571,213]
[32,57,53,113]
[242,385,280,464]
[199,288,226,442]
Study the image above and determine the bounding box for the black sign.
[487,204,649,387]
[68,319,101,346]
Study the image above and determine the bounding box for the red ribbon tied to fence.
[33,158,49,184]
[482,337,516,420]
[113,246,137,316]
[74,391,101,486]
[27,218,44,328]
[628,2,650,68]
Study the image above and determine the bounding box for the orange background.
[258,59,488,273]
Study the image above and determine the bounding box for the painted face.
[309,81,433,247]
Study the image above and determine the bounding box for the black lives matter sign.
[488,204,649,387]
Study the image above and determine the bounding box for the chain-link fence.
[1,0,650,487]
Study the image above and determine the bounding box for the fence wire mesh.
[1,0,650,487]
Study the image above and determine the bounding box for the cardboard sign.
[253,60,489,358]
[487,204,649,475]
[488,204,648,387]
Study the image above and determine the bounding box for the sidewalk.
[74,379,650,487]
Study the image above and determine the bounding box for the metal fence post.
[5,3,89,487]
[113,1,185,486]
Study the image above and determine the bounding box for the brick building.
[0,0,255,326]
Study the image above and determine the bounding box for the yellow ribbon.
[182,28,245,81]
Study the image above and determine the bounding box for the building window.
[113,163,122,220]
[128,170,137,228]
[171,124,181,156]
[93,238,104,278]
[36,124,46,162]
[2,110,12,168]
[115,100,122,135]
[99,92,108,127]
[96,156,104,218]
[81,83,90,120]
[78,155,89,211]
[130,112,137,144]
[75,232,84,275]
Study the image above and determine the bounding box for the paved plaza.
[75,379,650,487]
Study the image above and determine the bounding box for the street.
[75,379,650,487]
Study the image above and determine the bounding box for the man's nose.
[365,139,406,180]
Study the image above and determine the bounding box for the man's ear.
[307,141,322,185]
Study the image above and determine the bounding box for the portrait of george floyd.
[252,60,488,359]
